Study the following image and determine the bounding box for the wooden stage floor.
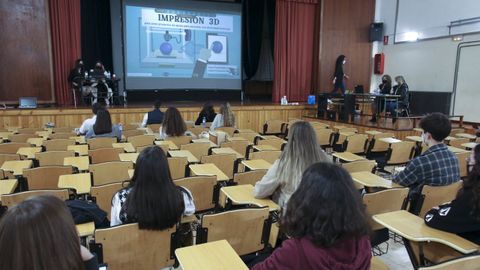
[0,101,449,139]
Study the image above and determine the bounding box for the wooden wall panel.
[0,0,54,103]
[0,105,314,133]
[315,0,375,93]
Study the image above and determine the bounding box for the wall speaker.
[369,23,384,42]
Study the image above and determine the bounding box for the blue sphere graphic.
[160,42,173,55]
[212,41,223,54]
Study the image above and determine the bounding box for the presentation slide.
[124,1,242,90]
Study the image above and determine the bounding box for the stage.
[0,101,466,138]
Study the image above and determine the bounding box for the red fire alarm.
[383,35,389,45]
[374,53,384,74]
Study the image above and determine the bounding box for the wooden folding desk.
[112,143,135,153]
[64,156,90,171]
[448,146,469,154]
[456,133,477,141]
[237,129,256,133]
[253,145,278,151]
[259,135,281,140]
[1,160,33,176]
[365,130,382,137]
[67,144,89,156]
[219,184,279,211]
[241,159,272,171]
[461,142,477,150]
[378,137,402,144]
[211,147,244,159]
[169,150,199,163]
[373,210,479,268]
[226,137,248,142]
[406,136,423,143]
[27,137,45,147]
[119,153,139,164]
[35,131,51,138]
[155,140,179,150]
[0,179,18,199]
[0,132,13,141]
[189,163,229,181]
[176,240,248,270]
[332,152,366,163]
[70,136,87,144]
[58,173,92,195]
[350,171,401,189]
[16,147,42,159]
[76,222,95,237]
[192,138,217,147]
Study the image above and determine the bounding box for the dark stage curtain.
[48,0,82,106]
[243,0,264,79]
[243,0,276,80]
[273,0,318,102]
[81,0,113,72]
[266,0,276,58]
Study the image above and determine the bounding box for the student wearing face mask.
[393,113,460,198]
[386,75,409,123]
[424,144,480,244]
[331,55,349,95]
[370,74,392,122]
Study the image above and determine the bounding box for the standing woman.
[85,109,122,141]
[251,163,372,269]
[111,146,195,228]
[425,144,480,244]
[210,102,235,131]
[253,121,330,208]
[0,195,98,270]
[331,55,349,95]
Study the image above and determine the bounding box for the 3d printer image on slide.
[125,6,241,79]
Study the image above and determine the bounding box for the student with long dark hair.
[195,102,216,125]
[252,163,372,270]
[159,107,196,140]
[85,109,122,140]
[111,146,195,228]
[425,144,480,244]
[331,55,349,95]
[0,195,98,270]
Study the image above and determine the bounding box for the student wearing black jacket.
[195,102,216,125]
[425,144,480,244]
[386,75,409,123]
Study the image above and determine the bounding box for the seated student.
[111,146,195,228]
[425,144,480,244]
[141,100,164,127]
[251,162,372,270]
[77,102,103,135]
[386,75,409,123]
[85,109,122,141]
[253,121,330,208]
[194,102,216,126]
[158,107,196,140]
[370,74,392,122]
[0,195,98,270]
[210,102,235,131]
[393,113,460,196]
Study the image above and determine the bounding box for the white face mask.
[422,132,429,146]
[343,60,346,65]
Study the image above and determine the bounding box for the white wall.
[370,0,480,121]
